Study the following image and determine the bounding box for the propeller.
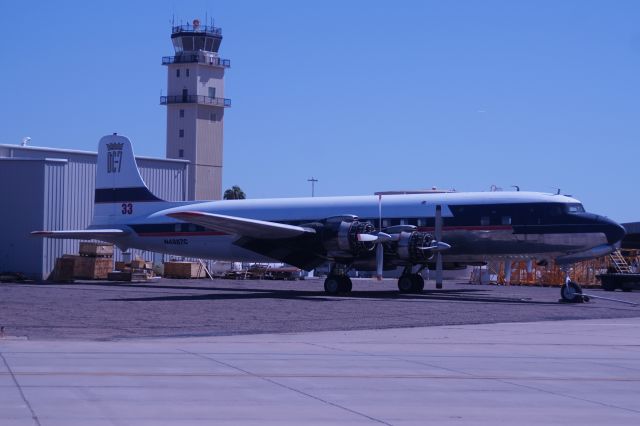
[435,204,444,289]
[376,195,384,280]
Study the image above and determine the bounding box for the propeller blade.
[376,243,384,280]
[435,251,443,289]
[417,241,451,252]
[435,204,443,242]
[435,204,443,289]
[356,234,379,242]
[357,232,394,243]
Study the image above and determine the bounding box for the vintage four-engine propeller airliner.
[34,135,626,302]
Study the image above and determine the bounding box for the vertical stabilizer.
[92,134,164,225]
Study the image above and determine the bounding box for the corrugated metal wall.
[42,160,69,276]
[0,145,188,279]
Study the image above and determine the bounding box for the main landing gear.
[397,266,425,294]
[397,274,424,293]
[324,273,353,295]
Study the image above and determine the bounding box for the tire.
[398,275,414,293]
[339,276,353,293]
[324,276,341,295]
[410,274,425,292]
[561,281,583,303]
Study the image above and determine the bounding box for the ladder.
[197,259,214,280]
[609,250,631,273]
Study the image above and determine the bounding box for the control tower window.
[179,109,184,118]
[182,37,194,51]
[176,69,180,78]
[208,87,216,98]
[194,36,205,51]
[179,129,184,138]
[178,149,184,158]
[186,68,190,77]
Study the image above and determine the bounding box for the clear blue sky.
[1,1,639,221]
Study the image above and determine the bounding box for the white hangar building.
[0,143,189,279]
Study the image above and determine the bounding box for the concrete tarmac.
[2,317,640,425]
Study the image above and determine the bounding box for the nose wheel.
[560,281,586,303]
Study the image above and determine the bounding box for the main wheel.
[324,276,341,295]
[561,281,583,303]
[410,274,425,292]
[339,276,353,293]
[398,275,414,293]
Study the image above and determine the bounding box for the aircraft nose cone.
[604,219,626,245]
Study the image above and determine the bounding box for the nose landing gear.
[560,280,588,303]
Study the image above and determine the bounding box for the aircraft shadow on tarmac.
[102,285,557,305]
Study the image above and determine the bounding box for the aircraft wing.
[31,229,128,239]
[167,211,317,239]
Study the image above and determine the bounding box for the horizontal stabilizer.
[31,229,127,239]
[167,211,316,239]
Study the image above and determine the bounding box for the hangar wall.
[0,144,189,279]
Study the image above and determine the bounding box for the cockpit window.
[566,203,585,213]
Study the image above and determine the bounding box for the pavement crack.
[0,352,41,426]
[180,349,393,425]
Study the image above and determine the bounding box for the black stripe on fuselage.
[95,187,162,203]
[127,202,603,237]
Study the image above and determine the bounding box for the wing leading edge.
[166,211,316,239]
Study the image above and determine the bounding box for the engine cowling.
[396,231,434,263]
[320,218,376,257]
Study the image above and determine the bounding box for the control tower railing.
[160,95,231,108]
[172,24,222,36]
[162,55,231,68]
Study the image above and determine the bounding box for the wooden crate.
[164,261,206,279]
[79,242,114,257]
[64,255,113,279]
[108,271,132,281]
[49,257,75,282]
[130,259,147,269]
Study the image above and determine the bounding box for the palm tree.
[223,185,246,200]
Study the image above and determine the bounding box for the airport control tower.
[161,18,231,200]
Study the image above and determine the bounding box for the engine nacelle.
[321,219,375,257]
[396,231,434,263]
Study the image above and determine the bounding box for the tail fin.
[93,134,164,225]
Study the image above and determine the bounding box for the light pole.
[307,177,318,197]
